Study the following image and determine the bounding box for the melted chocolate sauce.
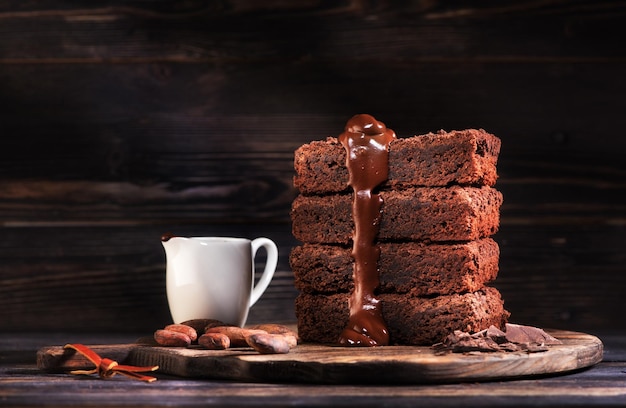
[160,232,177,242]
[337,114,396,347]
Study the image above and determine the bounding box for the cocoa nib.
[433,323,563,354]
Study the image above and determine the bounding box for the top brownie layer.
[294,129,501,195]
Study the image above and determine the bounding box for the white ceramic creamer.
[162,236,278,327]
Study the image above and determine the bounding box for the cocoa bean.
[179,319,226,334]
[280,334,298,349]
[250,323,296,336]
[164,323,198,342]
[250,324,299,346]
[246,333,291,354]
[198,333,231,350]
[205,326,267,347]
[154,329,191,347]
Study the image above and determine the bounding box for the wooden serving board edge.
[37,329,604,384]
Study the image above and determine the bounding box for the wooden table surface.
[2,331,626,407]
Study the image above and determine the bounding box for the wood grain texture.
[36,329,603,384]
[0,1,624,334]
[5,332,626,407]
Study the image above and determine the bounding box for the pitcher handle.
[249,237,278,307]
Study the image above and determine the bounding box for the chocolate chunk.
[435,323,562,354]
[504,323,563,346]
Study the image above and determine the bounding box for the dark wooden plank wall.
[1,1,624,334]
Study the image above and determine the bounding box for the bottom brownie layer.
[296,287,509,346]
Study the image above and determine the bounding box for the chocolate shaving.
[433,323,563,354]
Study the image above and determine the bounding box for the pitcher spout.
[161,233,187,258]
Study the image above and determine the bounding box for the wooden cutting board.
[37,329,603,384]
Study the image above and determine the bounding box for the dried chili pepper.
[64,343,159,382]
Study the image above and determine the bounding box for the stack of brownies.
[290,126,510,345]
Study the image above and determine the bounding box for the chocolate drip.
[160,232,177,242]
[337,114,395,347]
